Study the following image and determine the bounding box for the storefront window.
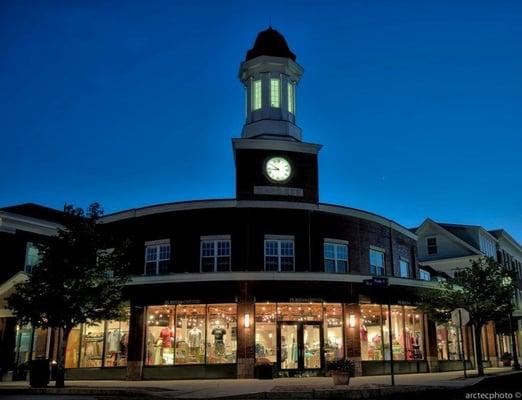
[14,325,33,365]
[255,303,276,362]
[361,304,423,361]
[32,328,48,359]
[436,322,462,360]
[360,304,383,360]
[104,320,129,367]
[404,307,423,360]
[65,326,81,368]
[324,303,343,361]
[175,305,206,364]
[146,305,175,365]
[206,304,237,364]
[79,323,105,368]
[277,303,323,321]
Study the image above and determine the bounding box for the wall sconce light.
[348,314,356,328]
[244,313,251,328]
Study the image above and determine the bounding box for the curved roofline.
[100,199,417,240]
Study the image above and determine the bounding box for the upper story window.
[369,248,385,276]
[419,269,431,281]
[479,234,496,259]
[287,82,295,114]
[324,240,348,273]
[25,242,40,274]
[200,236,231,272]
[399,259,410,278]
[426,237,438,255]
[265,235,294,272]
[144,240,170,275]
[252,80,262,110]
[270,78,280,108]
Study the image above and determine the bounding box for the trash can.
[30,358,50,388]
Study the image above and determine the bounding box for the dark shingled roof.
[246,27,296,61]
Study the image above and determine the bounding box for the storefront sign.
[363,277,389,287]
[289,298,324,303]
[164,299,201,305]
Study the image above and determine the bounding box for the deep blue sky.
[1,1,521,241]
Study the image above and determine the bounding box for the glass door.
[278,322,324,372]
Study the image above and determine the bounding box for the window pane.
[336,245,347,261]
[105,318,130,367]
[175,305,206,365]
[217,241,230,256]
[280,256,294,271]
[281,241,294,256]
[270,78,280,107]
[201,258,215,272]
[146,247,157,262]
[207,304,237,364]
[216,256,230,272]
[337,260,348,273]
[324,304,343,362]
[404,307,423,360]
[253,80,262,110]
[288,82,294,113]
[265,256,278,271]
[255,303,276,363]
[158,260,169,274]
[65,326,81,368]
[324,243,335,259]
[324,259,335,273]
[146,306,175,365]
[360,304,383,360]
[265,241,278,256]
[159,245,170,261]
[202,241,214,257]
[400,260,409,278]
[145,262,157,276]
[79,323,104,367]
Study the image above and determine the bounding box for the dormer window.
[270,78,280,108]
[287,82,295,114]
[252,80,262,110]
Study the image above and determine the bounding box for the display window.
[175,305,206,364]
[146,305,176,365]
[436,322,462,360]
[79,323,105,367]
[65,313,131,368]
[206,304,237,364]
[361,304,424,361]
[277,303,323,321]
[14,325,33,365]
[404,307,423,360]
[323,303,343,361]
[255,303,276,362]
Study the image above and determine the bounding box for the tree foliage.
[420,257,516,375]
[7,202,131,385]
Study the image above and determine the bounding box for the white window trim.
[288,81,295,114]
[200,237,231,272]
[264,236,295,272]
[369,248,385,276]
[399,258,410,278]
[324,239,349,273]
[144,240,170,275]
[252,79,262,111]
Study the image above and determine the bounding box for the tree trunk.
[55,326,71,388]
[473,323,485,376]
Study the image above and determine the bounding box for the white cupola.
[238,27,304,141]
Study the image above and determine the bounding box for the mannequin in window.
[160,327,173,348]
[211,325,226,357]
[188,326,202,355]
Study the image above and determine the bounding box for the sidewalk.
[0,367,518,399]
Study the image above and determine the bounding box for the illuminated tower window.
[270,78,280,108]
[252,80,262,110]
[288,82,295,114]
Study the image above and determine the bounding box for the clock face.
[265,156,292,182]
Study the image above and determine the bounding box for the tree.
[7,203,131,387]
[420,257,516,376]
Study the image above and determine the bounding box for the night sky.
[1,1,521,241]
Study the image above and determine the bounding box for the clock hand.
[268,163,279,170]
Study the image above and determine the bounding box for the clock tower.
[233,27,322,204]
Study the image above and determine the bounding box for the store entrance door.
[277,322,324,372]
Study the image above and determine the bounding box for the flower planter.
[332,371,350,385]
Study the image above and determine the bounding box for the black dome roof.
[245,27,296,61]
